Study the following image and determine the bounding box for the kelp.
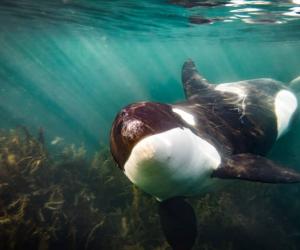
[0,128,164,250]
[0,127,300,250]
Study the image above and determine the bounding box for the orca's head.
[110,102,182,170]
[110,101,221,201]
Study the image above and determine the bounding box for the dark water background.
[1,0,300,249]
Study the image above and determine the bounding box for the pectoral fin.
[158,197,197,250]
[212,153,300,183]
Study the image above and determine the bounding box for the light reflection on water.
[0,0,300,40]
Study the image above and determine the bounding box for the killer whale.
[110,59,300,249]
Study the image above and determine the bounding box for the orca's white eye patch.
[172,108,196,126]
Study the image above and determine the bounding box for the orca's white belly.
[124,128,221,201]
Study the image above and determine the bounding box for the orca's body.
[110,60,300,249]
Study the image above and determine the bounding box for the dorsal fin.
[182,59,212,99]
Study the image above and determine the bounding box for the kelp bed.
[0,128,300,250]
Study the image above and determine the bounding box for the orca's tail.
[158,197,197,250]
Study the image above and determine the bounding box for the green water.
[1,0,300,149]
[1,0,300,249]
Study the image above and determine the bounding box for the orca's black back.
[174,79,285,157]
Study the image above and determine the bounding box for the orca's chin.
[123,127,221,201]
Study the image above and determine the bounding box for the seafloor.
[1,128,300,250]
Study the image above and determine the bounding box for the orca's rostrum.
[110,59,300,250]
